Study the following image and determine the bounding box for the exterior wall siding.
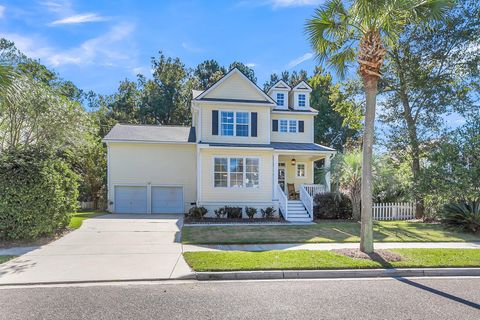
[108,143,197,212]
[203,72,266,101]
[271,113,314,143]
[200,103,271,144]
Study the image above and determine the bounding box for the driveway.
[0,214,193,285]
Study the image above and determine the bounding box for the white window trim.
[277,119,298,134]
[219,110,250,137]
[298,93,306,107]
[213,156,261,188]
[296,162,307,178]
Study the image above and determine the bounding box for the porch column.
[273,153,279,200]
[325,155,332,191]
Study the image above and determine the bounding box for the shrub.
[261,207,276,219]
[313,192,352,220]
[188,206,208,219]
[245,207,257,219]
[214,207,226,219]
[225,206,243,219]
[441,199,480,233]
[0,146,79,240]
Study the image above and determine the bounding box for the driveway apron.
[0,214,193,285]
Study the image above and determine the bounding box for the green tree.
[263,70,308,91]
[306,0,452,252]
[379,0,480,217]
[194,59,226,90]
[229,61,257,83]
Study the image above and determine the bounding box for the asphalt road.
[1,277,479,320]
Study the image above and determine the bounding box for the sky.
[0,0,327,95]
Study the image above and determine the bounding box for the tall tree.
[306,0,452,253]
[228,61,257,83]
[194,59,226,90]
[263,70,308,91]
[379,0,480,217]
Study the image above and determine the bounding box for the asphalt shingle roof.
[103,124,196,143]
[199,141,335,152]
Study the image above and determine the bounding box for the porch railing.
[299,185,313,219]
[303,184,327,197]
[277,184,288,220]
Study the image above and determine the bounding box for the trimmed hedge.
[0,147,79,240]
[313,192,352,220]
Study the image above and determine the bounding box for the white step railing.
[299,185,313,220]
[303,184,327,197]
[372,202,416,220]
[277,184,288,220]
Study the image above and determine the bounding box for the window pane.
[297,164,305,177]
[280,120,288,133]
[230,158,244,172]
[276,93,284,106]
[298,94,306,107]
[246,158,259,188]
[289,120,297,133]
[221,111,234,136]
[214,158,228,187]
[235,112,249,137]
[230,173,243,187]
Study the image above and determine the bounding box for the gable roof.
[103,124,196,143]
[292,80,312,92]
[267,80,291,94]
[194,68,276,105]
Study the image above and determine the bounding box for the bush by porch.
[181,220,480,245]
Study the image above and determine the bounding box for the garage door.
[114,186,148,213]
[151,186,183,214]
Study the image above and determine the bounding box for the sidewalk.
[183,241,480,252]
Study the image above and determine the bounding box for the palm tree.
[0,64,19,103]
[306,0,452,253]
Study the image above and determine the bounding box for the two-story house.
[103,68,335,222]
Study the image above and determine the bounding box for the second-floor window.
[279,119,298,133]
[289,120,297,133]
[298,94,306,107]
[221,111,249,137]
[276,93,285,106]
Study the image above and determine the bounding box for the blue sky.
[0,0,326,95]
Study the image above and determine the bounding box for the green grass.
[183,249,480,272]
[0,256,16,264]
[68,211,107,229]
[182,221,480,244]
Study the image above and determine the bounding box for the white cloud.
[181,42,203,53]
[0,5,5,18]
[286,52,313,69]
[246,63,256,68]
[50,13,107,25]
[3,22,136,67]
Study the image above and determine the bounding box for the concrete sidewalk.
[183,241,480,252]
[0,214,194,285]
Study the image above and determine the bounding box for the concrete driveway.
[0,214,193,285]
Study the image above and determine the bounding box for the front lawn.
[184,249,480,271]
[68,211,107,229]
[182,221,480,244]
[0,256,16,264]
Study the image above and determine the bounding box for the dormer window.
[298,94,306,107]
[276,93,285,106]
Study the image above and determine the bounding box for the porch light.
[291,158,296,166]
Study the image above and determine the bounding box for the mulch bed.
[333,248,405,264]
[184,217,287,225]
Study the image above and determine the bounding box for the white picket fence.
[372,202,416,221]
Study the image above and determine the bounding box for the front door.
[278,162,286,192]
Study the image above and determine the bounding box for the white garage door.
[151,186,183,214]
[115,186,148,214]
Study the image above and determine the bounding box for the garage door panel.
[115,186,147,213]
[152,187,183,214]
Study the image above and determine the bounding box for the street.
[1,277,479,320]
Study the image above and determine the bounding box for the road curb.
[195,268,480,281]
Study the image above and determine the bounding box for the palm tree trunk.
[360,76,377,253]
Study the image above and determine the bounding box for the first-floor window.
[296,163,306,178]
[214,158,228,187]
[214,157,259,188]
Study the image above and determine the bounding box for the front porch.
[273,153,332,222]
